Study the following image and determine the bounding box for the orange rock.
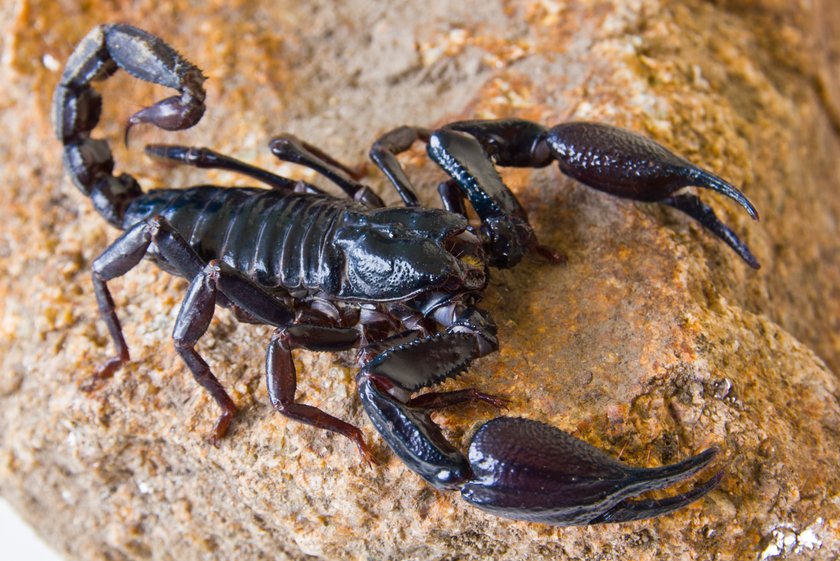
[0,1,837,560]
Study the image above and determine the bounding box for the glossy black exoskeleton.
[54,24,757,525]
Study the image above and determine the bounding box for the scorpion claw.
[588,469,724,524]
[685,167,759,222]
[460,417,720,525]
[545,122,760,266]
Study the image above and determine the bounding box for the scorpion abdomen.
[123,187,359,293]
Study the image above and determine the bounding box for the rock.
[0,1,838,560]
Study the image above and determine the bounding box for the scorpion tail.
[53,24,206,227]
[459,417,722,525]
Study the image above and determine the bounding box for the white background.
[0,498,65,560]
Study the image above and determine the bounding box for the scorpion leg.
[173,262,239,445]
[90,225,150,383]
[89,215,205,385]
[437,179,468,217]
[177,263,368,453]
[265,324,372,462]
[358,304,721,524]
[89,214,302,445]
[369,126,432,207]
[172,258,308,444]
[269,134,384,207]
[89,216,240,440]
[144,144,326,195]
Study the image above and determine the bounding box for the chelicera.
[53,24,759,525]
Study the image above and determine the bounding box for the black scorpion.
[53,24,759,525]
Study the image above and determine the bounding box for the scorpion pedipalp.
[356,307,720,525]
[372,118,761,268]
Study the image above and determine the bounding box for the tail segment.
[53,24,206,226]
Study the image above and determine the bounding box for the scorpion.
[53,24,760,525]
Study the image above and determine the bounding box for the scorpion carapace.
[52,24,755,525]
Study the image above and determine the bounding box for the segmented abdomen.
[122,187,356,292]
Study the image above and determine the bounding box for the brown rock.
[0,1,838,560]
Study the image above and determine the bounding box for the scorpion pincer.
[53,24,759,525]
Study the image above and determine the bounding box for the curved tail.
[53,24,206,226]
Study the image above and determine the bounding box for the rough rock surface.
[0,1,838,560]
